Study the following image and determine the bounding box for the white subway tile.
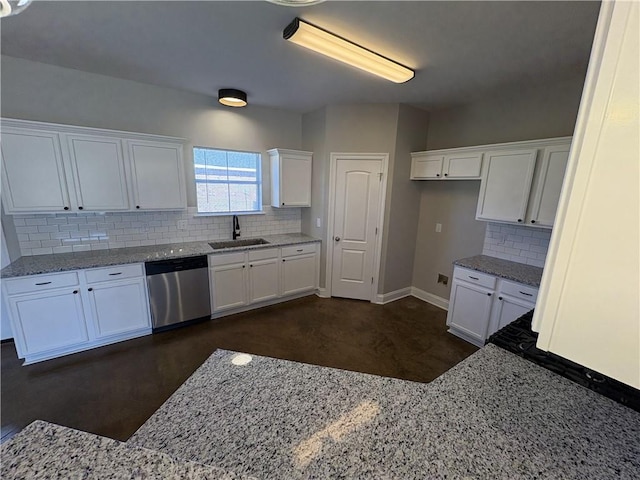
[72,245,91,252]
[32,247,54,255]
[52,246,74,254]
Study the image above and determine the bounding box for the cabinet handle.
[35,281,52,286]
[498,296,503,300]
[242,265,246,268]
[444,173,448,177]
[517,219,523,223]
[63,207,69,211]
[468,276,479,280]
[519,291,533,297]
[531,220,536,224]
[250,264,253,268]
[282,203,285,206]
[136,206,140,209]
[296,249,303,252]
[73,290,78,294]
[436,174,440,177]
[78,206,84,210]
[282,259,286,262]
[108,272,122,276]
[487,293,492,296]
[88,288,93,292]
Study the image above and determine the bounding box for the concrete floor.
[1,295,477,443]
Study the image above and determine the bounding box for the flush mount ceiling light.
[218,89,247,108]
[283,17,414,84]
[0,0,32,17]
[267,0,326,6]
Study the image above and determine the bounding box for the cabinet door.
[280,154,312,207]
[526,144,570,228]
[87,278,151,339]
[209,263,247,313]
[476,149,538,223]
[128,141,186,210]
[443,152,483,179]
[281,254,317,296]
[248,258,280,304]
[1,129,71,213]
[446,280,494,346]
[410,154,443,179]
[8,288,88,356]
[488,295,535,337]
[66,135,130,211]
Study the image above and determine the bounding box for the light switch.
[316,217,322,228]
[435,223,442,233]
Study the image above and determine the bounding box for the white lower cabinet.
[447,266,537,347]
[3,264,151,364]
[209,243,319,317]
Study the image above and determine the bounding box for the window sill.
[193,211,266,218]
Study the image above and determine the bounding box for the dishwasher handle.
[145,256,208,275]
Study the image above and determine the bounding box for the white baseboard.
[373,287,413,305]
[411,287,449,311]
[316,288,330,298]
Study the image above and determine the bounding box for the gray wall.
[414,74,586,299]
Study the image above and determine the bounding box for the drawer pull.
[498,296,503,300]
[519,291,533,296]
[296,249,303,252]
[88,288,93,292]
[73,290,78,294]
[468,276,479,280]
[35,282,52,286]
[108,272,123,276]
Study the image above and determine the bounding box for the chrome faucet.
[232,215,241,240]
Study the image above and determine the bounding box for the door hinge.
[375,227,378,235]
[371,277,374,284]
[379,172,383,181]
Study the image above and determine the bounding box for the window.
[194,147,262,214]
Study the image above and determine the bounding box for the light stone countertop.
[0,233,320,278]
[0,420,255,480]
[128,345,640,479]
[454,254,544,287]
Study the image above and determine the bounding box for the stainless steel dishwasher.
[145,256,211,331]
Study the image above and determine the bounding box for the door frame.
[326,152,389,302]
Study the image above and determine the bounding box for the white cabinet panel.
[128,141,186,210]
[8,288,88,356]
[248,258,280,304]
[269,149,312,207]
[446,280,494,347]
[210,262,247,313]
[443,152,483,179]
[66,135,129,211]
[1,129,71,213]
[410,153,443,179]
[476,149,538,223]
[526,144,571,228]
[87,278,150,338]
[488,294,535,338]
[281,253,318,296]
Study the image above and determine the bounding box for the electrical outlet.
[316,217,321,228]
[437,274,449,285]
[435,223,442,233]
[177,220,188,230]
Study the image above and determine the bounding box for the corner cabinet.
[268,149,312,208]
[209,242,319,318]
[1,118,186,214]
[446,266,538,347]
[2,264,152,364]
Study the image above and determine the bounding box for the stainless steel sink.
[209,238,270,249]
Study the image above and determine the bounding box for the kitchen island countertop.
[0,233,320,279]
[454,254,544,287]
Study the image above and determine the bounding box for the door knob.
[334,236,340,242]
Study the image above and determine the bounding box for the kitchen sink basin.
[209,238,270,249]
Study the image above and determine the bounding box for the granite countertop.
[129,345,640,479]
[0,233,320,278]
[454,254,544,287]
[1,420,255,480]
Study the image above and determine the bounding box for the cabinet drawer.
[248,248,280,261]
[208,252,246,267]
[453,267,496,289]
[85,263,144,284]
[281,243,317,257]
[499,280,538,303]
[4,271,79,295]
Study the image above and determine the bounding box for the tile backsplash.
[482,222,551,268]
[12,207,301,256]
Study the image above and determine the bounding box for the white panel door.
[87,278,151,338]
[248,258,280,304]
[209,263,247,313]
[476,149,538,223]
[331,159,382,300]
[446,281,494,346]
[281,254,317,296]
[527,145,571,228]
[66,135,130,211]
[1,130,71,213]
[410,154,443,179]
[280,154,312,207]
[128,141,186,210]
[8,288,88,356]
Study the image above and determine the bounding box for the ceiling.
[0,1,601,113]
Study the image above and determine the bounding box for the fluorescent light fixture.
[218,89,247,107]
[283,18,414,83]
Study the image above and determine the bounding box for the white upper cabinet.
[127,140,186,211]
[269,149,312,208]
[525,144,571,227]
[443,152,483,179]
[476,148,538,224]
[66,134,129,211]
[410,153,444,179]
[1,128,72,213]
[1,119,186,214]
